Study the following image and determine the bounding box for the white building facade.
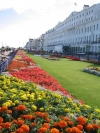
[43,3,100,54]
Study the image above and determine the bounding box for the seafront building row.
[25,3,100,54]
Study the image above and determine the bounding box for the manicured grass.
[27,53,100,108]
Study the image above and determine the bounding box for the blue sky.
[0,0,100,48]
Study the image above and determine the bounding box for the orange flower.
[3,122,12,128]
[30,122,35,127]
[43,123,50,129]
[93,124,99,129]
[35,112,43,117]
[1,106,8,112]
[66,127,73,133]
[86,124,93,131]
[63,116,70,121]
[67,121,74,126]
[50,128,60,133]
[0,126,2,130]
[0,117,3,123]
[46,117,51,123]
[77,124,83,131]
[71,127,82,133]
[12,119,18,124]
[25,114,33,120]
[16,105,27,111]
[20,124,30,132]
[57,120,67,128]
[77,116,87,125]
[7,110,12,114]
[16,128,24,133]
[38,127,48,133]
[53,122,58,127]
[17,119,24,126]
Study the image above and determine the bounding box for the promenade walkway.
[0,51,12,63]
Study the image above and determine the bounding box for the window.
[85,28,86,32]
[90,26,92,31]
[88,27,89,32]
[94,25,95,30]
[97,24,98,30]
[82,28,83,33]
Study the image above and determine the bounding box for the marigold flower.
[16,105,27,111]
[53,122,58,127]
[71,127,82,133]
[93,124,99,129]
[46,117,51,123]
[25,114,33,120]
[12,119,18,124]
[86,124,93,131]
[43,123,50,129]
[7,110,12,114]
[20,124,30,132]
[67,121,74,126]
[63,116,70,121]
[57,120,67,128]
[77,116,87,125]
[16,128,24,133]
[66,127,73,133]
[77,124,83,131]
[1,106,8,112]
[3,122,12,128]
[17,119,24,126]
[50,128,60,133]
[0,117,3,123]
[38,127,48,133]
[35,112,43,117]
[30,122,35,127]
[0,126,2,130]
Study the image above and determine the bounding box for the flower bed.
[0,50,100,133]
[42,55,60,60]
[66,56,80,61]
[82,67,100,76]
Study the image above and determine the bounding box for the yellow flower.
[64,108,70,113]
[31,105,37,111]
[39,107,44,111]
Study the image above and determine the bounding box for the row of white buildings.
[25,3,100,54]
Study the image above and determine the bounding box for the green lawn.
[27,53,100,108]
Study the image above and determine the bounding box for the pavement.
[0,51,12,62]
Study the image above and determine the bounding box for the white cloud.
[0,0,100,48]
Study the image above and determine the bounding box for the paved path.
[0,51,12,62]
